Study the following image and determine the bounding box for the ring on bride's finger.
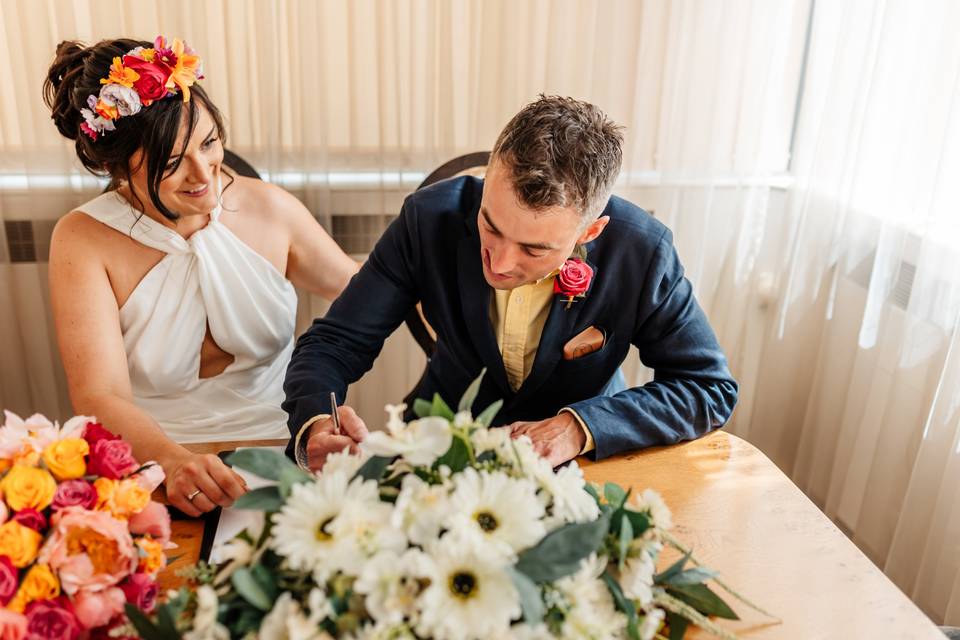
[187,489,202,501]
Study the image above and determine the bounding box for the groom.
[283,96,738,471]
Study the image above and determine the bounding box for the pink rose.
[131,464,165,493]
[51,481,97,512]
[0,556,18,606]
[11,509,46,533]
[122,57,171,103]
[127,501,171,546]
[24,599,80,640]
[87,439,138,480]
[120,573,158,612]
[80,423,119,448]
[36,507,137,595]
[0,609,27,640]
[71,588,125,630]
[554,258,594,297]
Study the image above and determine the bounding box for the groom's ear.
[576,216,610,245]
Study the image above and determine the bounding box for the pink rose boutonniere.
[554,257,594,309]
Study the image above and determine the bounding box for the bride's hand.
[163,452,248,517]
[305,405,369,472]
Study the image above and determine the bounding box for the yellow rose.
[7,563,59,613]
[93,477,117,512]
[111,479,150,519]
[41,438,89,481]
[0,521,42,567]
[0,465,56,511]
[136,536,165,574]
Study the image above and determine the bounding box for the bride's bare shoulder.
[221,173,308,224]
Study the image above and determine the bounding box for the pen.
[330,392,342,436]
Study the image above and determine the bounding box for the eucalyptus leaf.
[458,368,487,413]
[618,515,634,571]
[475,399,504,427]
[123,605,169,640]
[654,550,691,585]
[354,455,393,482]
[601,571,639,640]
[231,567,274,611]
[507,566,545,625]
[604,482,628,509]
[226,449,298,482]
[668,583,739,620]
[413,398,432,418]
[624,509,652,537]
[515,513,610,583]
[665,567,720,586]
[278,464,314,498]
[233,486,284,511]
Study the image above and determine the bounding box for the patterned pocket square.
[563,326,605,360]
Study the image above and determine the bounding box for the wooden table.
[163,432,944,638]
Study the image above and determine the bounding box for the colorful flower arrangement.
[0,412,170,639]
[80,35,204,141]
[136,373,770,639]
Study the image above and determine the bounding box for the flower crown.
[80,36,204,141]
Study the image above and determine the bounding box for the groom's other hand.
[508,412,586,467]
[305,406,370,472]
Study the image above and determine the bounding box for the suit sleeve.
[567,229,738,459]
[282,196,422,455]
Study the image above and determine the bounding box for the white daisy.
[183,586,229,640]
[445,468,546,559]
[392,474,451,545]
[354,549,431,625]
[322,448,369,478]
[537,462,600,526]
[555,554,626,639]
[639,608,665,640]
[330,496,407,576]
[620,551,656,606]
[270,472,379,579]
[348,621,417,640]
[416,538,520,640]
[469,424,511,456]
[632,489,673,531]
[259,592,329,640]
[362,412,453,467]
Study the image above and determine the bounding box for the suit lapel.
[513,257,599,403]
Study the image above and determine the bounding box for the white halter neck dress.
[76,185,296,443]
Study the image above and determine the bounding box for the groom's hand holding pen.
[303,403,369,472]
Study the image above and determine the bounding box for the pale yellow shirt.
[489,272,596,454]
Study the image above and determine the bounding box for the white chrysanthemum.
[330,497,407,576]
[348,621,417,640]
[416,538,520,640]
[639,608,665,640]
[620,551,656,606]
[322,448,369,478]
[392,474,451,545]
[469,424,511,455]
[270,472,379,578]
[555,554,626,639]
[354,549,432,625]
[632,489,673,531]
[259,592,330,640]
[362,407,452,466]
[183,586,229,640]
[488,624,553,639]
[537,462,600,526]
[445,468,546,559]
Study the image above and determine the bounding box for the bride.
[43,36,358,517]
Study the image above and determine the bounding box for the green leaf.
[233,486,284,511]
[475,399,504,427]
[515,513,610,583]
[668,583,739,620]
[231,567,274,611]
[604,482,628,509]
[666,611,689,640]
[431,393,456,420]
[413,398,432,419]
[618,514,634,571]
[123,605,169,640]
[584,482,601,504]
[507,566,545,626]
[458,368,487,413]
[601,571,639,640]
[624,509,652,537]
[434,435,471,473]
[476,450,496,463]
[226,449,299,482]
[355,455,393,482]
[278,464,314,498]
[156,605,178,638]
[665,567,720,586]
[655,551,691,585]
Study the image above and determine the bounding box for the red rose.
[120,573,158,612]
[554,258,594,297]
[24,598,81,640]
[0,556,18,606]
[87,439,139,480]
[51,480,98,512]
[12,509,46,532]
[122,57,171,103]
[81,422,119,448]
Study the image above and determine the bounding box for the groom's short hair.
[492,95,624,222]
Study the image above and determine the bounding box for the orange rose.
[110,479,150,519]
[7,563,59,613]
[41,438,89,481]
[0,520,42,567]
[93,477,117,512]
[0,465,56,511]
[136,536,165,574]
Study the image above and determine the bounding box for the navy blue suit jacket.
[283,177,737,459]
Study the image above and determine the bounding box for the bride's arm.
[48,213,246,517]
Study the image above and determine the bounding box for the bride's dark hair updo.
[43,38,228,221]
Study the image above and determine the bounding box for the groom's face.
[478,159,607,290]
